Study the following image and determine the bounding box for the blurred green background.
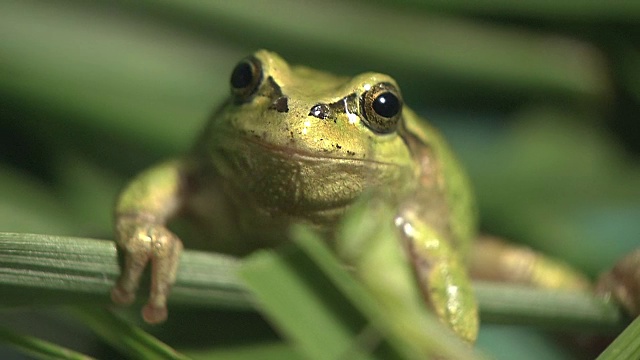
[0,0,638,359]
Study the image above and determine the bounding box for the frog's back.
[401,108,477,256]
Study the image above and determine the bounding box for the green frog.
[111,50,639,343]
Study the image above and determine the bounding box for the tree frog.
[111,50,639,343]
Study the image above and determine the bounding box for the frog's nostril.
[309,103,331,120]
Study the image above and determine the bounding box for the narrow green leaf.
[294,219,481,359]
[240,248,381,360]
[72,307,189,360]
[0,232,252,309]
[0,0,611,139]
[597,316,640,360]
[0,0,235,152]
[476,282,624,331]
[184,341,299,360]
[0,326,94,360]
[376,0,640,22]
[0,167,76,234]
[0,231,627,334]
[124,0,610,99]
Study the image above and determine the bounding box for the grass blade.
[597,316,640,360]
[476,282,624,331]
[72,307,189,360]
[0,232,627,333]
[291,226,481,359]
[0,326,94,360]
[378,0,640,22]
[0,232,251,309]
[241,248,382,360]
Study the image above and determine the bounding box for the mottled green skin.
[112,50,479,341]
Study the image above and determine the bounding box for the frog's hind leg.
[471,238,640,319]
[469,236,591,291]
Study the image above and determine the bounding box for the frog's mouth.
[240,135,398,166]
[211,134,406,215]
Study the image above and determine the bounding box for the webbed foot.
[111,217,183,324]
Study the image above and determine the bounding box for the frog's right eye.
[361,82,403,134]
[230,56,262,102]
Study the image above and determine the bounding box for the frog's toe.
[139,227,182,324]
[111,285,136,305]
[142,303,168,324]
[111,222,183,324]
[596,249,640,317]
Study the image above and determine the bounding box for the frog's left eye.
[230,56,263,102]
[361,82,402,134]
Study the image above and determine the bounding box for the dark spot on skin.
[336,144,342,149]
[270,96,289,113]
[347,150,355,156]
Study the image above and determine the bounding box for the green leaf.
[476,282,624,331]
[374,0,640,22]
[114,0,610,100]
[0,167,76,234]
[72,307,189,360]
[240,248,382,360]
[184,341,298,360]
[241,224,482,360]
[597,316,640,360]
[0,326,95,360]
[294,226,482,359]
[0,232,251,309]
[0,231,626,332]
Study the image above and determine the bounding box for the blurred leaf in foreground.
[241,197,482,360]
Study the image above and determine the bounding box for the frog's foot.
[469,236,591,291]
[111,220,183,324]
[596,249,640,317]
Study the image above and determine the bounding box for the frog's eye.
[230,56,263,102]
[361,82,402,134]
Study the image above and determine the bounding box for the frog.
[111,50,639,343]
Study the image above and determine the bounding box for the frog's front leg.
[111,159,189,324]
[596,249,640,317]
[395,211,479,343]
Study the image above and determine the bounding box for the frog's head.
[205,50,418,218]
